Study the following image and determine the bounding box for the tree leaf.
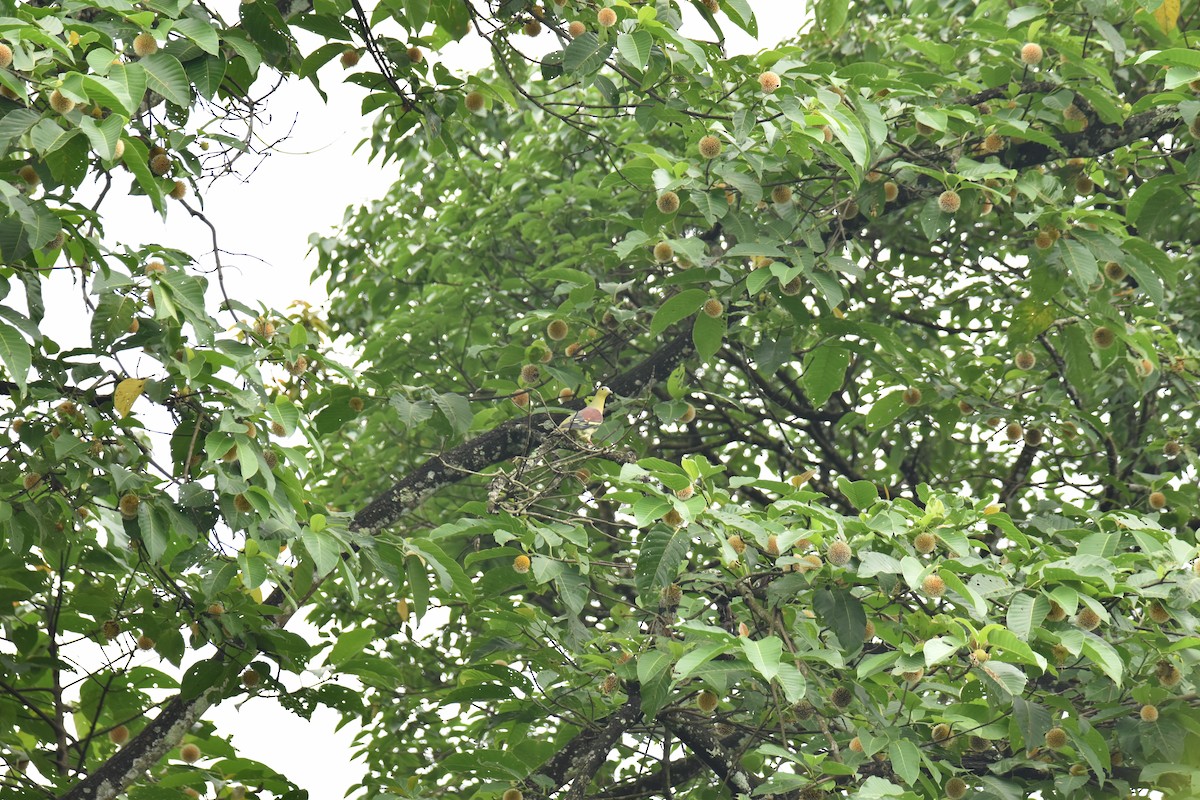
[0,321,31,396]
[813,589,866,651]
[139,52,192,106]
[114,378,148,418]
[652,289,706,337]
[802,346,849,407]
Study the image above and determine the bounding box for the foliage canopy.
[2,0,1200,799]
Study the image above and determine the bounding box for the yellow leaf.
[1153,0,1179,31]
[114,378,147,418]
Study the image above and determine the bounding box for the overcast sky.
[33,2,806,796]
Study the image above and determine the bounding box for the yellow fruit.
[1005,422,1024,441]
[698,135,722,159]
[50,89,75,114]
[568,20,586,37]
[827,540,852,566]
[1075,607,1101,630]
[545,319,569,342]
[512,390,530,408]
[1020,42,1044,65]
[703,298,723,318]
[109,725,130,745]
[922,574,946,598]
[938,190,961,214]
[971,648,989,664]
[1149,491,1167,510]
[503,791,524,800]
[771,185,793,204]
[513,554,531,573]
[1140,704,1158,723]
[863,620,875,640]
[656,191,680,214]
[133,32,158,57]
[758,71,781,93]
[119,493,140,519]
[727,534,746,554]
[697,690,719,713]
[1148,601,1170,624]
[520,364,540,385]
[1015,350,1036,370]
[0,43,11,69]
[982,133,1004,153]
[179,743,201,763]
[653,241,674,263]
[464,90,485,113]
[1046,601,1066,622]
[675,485,694,500]
[22,473,41,491]
[597,7,617,26]
[207,602,224,616]
[599,673,619,694]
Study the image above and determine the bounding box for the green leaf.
[980,660,1028,696]
[328,627,376,667]
[180,659,224,700]
[836,476,878,509]
[888,740,921,785]
[802,346,849,407]
[692,309,725,363]
[1012,696,1052,752]
[0,322,31,396]
[302,528,342,577]
[79,114,125,161]
[1080,633,1123,685]
[1058,239,1098,290]
[651,289,706,337]
[1005,592,1049,641]
[616,31,651,69]
[813,589,866,651]
[563,32,612,75]
[635,527,690,595]
[433,392,473,436]
[741,636,783,681]
[140,52,192,107]
[174,16,222,55]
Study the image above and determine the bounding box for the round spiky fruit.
[169,180,187,200]
[520,364,540,385]
[1090,326,1116,348]
[119,493,140,519]
[1046,601,1066,622]
[945,777,968,800]
[771,185,793,204]
[827,540,852,566]
[679,403,696,423]
[503,790,523,800]
[902,387,922,406]
[348,396,365,412]
[653,241,674,263]
[407,46,424,63]
[1020,42,1044,65]
[883,181,899,202]
[863,620,875,640]
[830,686,852,708]
[512,390,530,408]
[1046,724,1065,753]
[50,89,75,114]
[102,619,121,638]
[340,49,361,68]
[109,725,130,745]
[1075,607,1101,630]
[697,690,719,713]
[136,634,155,650]
[19,165,40,185]
[234,493,252,513]
[1156,660,1182,687]
[847,736,863,752]
[727,534,746,554]
[758,71,781,93]
[914,532,937,554]
[922,574,946,598]
[523,20,542,36]
[982,133,1005,153]
[663,508,683,527]
[661,582,683,607]
[464,90,485,113]
[546,319,569,341]
[0,43,11,69]
[149,154,171,176]
[1005,422,1024,441]
[513,554,531,573]
[133,32,158,57]
[781,276,803,295]
[931,723,952,743]
[1034,230,1054,250]
[902,668,924,685]
[600,673,619,695]
[1140,704,1159,722]
[1015,349,1036,370]
[597,7,617,26]
[241,669,260,688]
[698,135,722,159]
[1163,440,1181,457]
[568,20,586,37]
[800,554,823,571]
[703,298,723,318]
[1148,601,1170,624]
[765,535,780,556]
[179,743,201,763]
[958,400,974,414]
[675,485,694,500]
[1149,491,1167,510]
[656,191,680,214]
[937,190,961,214]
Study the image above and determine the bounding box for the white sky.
[25,2,807,797]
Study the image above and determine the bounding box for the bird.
[557,386,611,443]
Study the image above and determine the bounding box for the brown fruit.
[597,7,617,26]
[513,555,531,573]
[675,485,694,500]
[599,673,619,695]
[830,686,852,708]
[348,396,365,412]
[109,725,130,745]
[1046,601,1066,622]
[661,583,683,607]
[0,43,11,69]
[703,298,723,318]
[179,743,201,763]
[136,634,155,650]
[758,71,781,93]
[1005,422,1024,441]
[663,508,683,527]
[523,20,542,36]
[1148,491,1167,510]
[19,165,40,185]
[945,777,968,800]
[512,390,530,408]
[1075,607,1101,630]
[1014,350,1036,370]
[914,532,937,554]
[1148,601,1170,624]
[771,185,793,204]
[520,364,540,385]
[679,403,696,423]
[119,493,140,519]
[50,89,75,114]
[464,90,485,113]
[656,191,680,214]
[546,319,569,341]
[22,473,41,491]
[102,619,121,638]
[1034,230,1054,250]
[1163,440,1181,457]
[883,181,899,202]
[982,133,1005,153]
[937,190,961,214]
[1090,326,1116,348]
[169,180,188,200]
[922,574,946,598]
[653,241,674,263]
[931,723,952,743]
[727,534,746,554]
[234,493,252,513]
[407,46,423,63]
[568,20,586,37]
[697,690,719,713]
[1140,704,1159,723]
[340,49,361,68]
[241,669,261,688]
[148,154,171,176]
[901,387,922,406]
[957,400,974,414]
[1156,660,1182,687]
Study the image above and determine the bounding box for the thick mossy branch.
[350,329,695,532]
